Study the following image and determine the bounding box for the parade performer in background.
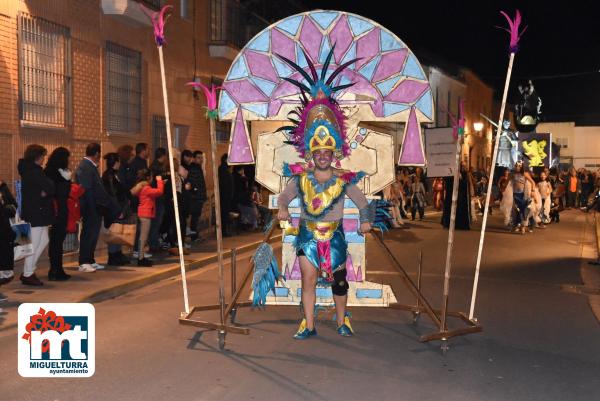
[500,160,536,233]
[275,48,372,339]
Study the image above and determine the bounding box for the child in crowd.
[0,180,17,285]
[131,169,164,267]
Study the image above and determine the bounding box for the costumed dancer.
[500,160,536,233]
[537,171,552,224]
[275,48,372,339]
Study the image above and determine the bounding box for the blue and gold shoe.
[293,318,317,340]
[337,315,354,337]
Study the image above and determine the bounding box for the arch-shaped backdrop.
[218,10,434,167]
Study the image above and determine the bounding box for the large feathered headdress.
[275,45,359,161]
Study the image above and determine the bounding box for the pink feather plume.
[498,10,527,53]
[186,82,222,111]
[139,4,173,46]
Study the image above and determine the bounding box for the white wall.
[537,122,600,168]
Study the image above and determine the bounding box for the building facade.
[0,0,275,189]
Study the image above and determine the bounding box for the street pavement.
[1,209,599,401]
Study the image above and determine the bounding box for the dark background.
[292,0,600,125]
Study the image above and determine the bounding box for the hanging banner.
[518,132,552,168]
[424,128,455,177]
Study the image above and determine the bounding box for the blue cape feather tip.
[251,243,281,307]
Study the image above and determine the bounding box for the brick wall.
[0,0,234,191]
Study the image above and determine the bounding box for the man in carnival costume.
[275,48,372,339]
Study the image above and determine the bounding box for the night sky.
[300,0,600,125]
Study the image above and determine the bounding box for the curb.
[1,234,282,332]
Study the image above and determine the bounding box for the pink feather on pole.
[186,82,222,118]
[139,4,173,46]
[498,10,527,53]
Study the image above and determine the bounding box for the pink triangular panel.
[246,51,279,82]
[356,264,363,282]
[290,256,302,280]
[398,107,426,166]
[284,263,290,280]
[385,80,428,103]
[372,49,408,82]
[224,80,268,103]
[346,253,357,282]
[329,15,353,63]
[228,109,255,164]
[299,17,322,62]
[271,29,296,61]
[356,28,380,69]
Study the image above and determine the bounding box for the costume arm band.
[359,207,372,224]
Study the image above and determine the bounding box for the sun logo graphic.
[18,303,95,377]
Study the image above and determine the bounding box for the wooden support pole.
[370,232,441,328]
[469,52,516,321]
[158,46,189,314]
[440,135,463,332]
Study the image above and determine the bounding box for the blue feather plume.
[251,242,282,307]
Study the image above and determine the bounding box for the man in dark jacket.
[182,150,207,242]
[19,145,55,286]
[75,143,117,273]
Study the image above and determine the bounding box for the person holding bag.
[0,180,17,285]
[44,147,72,281]
[18,145,55,286]
[102,152,131,266]
[131,170,164,267]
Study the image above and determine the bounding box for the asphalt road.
[1,210,599,401]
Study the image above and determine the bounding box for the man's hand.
[359,222,372,234]
[184,182,192,191]
[277,209,291,222]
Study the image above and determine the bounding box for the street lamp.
[473,122,484,132]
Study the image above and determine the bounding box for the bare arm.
[346,184,372,232]
[277,177,298,221]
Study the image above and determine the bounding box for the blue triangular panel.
[383,102,410,117]
[311,11,339,30]
[403,54,426,80]
[276,15,303,36]
[247,30,270,52]
[228,56,249,80]
[415,89,433,120]
[319,37,332,64]
[347,15,374,36]
[251,77,277,96]
[339,75,352,86]
[242,103,269,118]
[273,57,294,77]
[380,29,404,51]
[340,42,357,69]
[376,75,401,96]
[296,44,308,68]
[218,90,237,119]
[358,55,380,81]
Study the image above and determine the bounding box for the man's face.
[313,149,333,170]
[184,155,192,164]
[195,154,203,165]
[140,148,148,159]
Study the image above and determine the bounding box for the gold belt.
[305,221,339,241]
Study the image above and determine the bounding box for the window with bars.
[106,42,142,134]
[152,115,189,150]
[17,13,72,128]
